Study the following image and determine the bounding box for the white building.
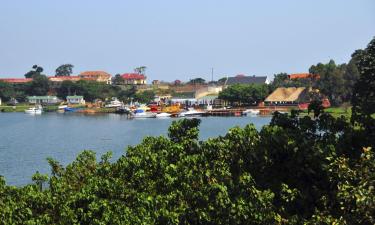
[67,96,85,104]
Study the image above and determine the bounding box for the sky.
[0,0,374,82]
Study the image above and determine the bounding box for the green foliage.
[24,65,44,78]
[55,64,74,77]
[134,90,155,103]
[27,75,50,96]
[0,81,15,101]
[113,74,124,85]
[352,37,375,125]
[219,83,269,106]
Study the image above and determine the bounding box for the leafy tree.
[309,60,346,106]
[0,81,15,101]
[113,73,124,85]
[219,84,269,106]
[55,64,74,77]
[134,66,147,75]
[24,65,44,78]
[342,50,362,102]
[27,74,50,96]
[56,80,77,99]
[134,90,155,103]
[351,37,375,125]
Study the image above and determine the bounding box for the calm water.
[0,112,271,186]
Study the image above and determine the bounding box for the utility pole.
[211,67,214,83]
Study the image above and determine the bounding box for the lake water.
[0,112,271,186]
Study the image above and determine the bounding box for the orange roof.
[79,71,111,78]
[0,78,33,83]
[288,73,320,79]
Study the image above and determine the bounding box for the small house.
[67,96,85,105]
[27,96,60,105]
[121,73,147,85]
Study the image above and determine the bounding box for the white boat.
[179,108,206,117]
[25,105,43,114]
[156,112,172,118]
[105,98,123,108]
[243,109,260,116]
[58,105,68,110]
[131,109,156,118]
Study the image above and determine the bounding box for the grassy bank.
[0,104,58,112]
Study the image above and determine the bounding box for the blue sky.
[0,0,374,81]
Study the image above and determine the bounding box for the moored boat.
[179,108,206,117]
[243,109,260,116]
[25,105,43,114]
[131,109,156,118]
[156,112,172,118]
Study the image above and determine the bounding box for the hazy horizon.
[0,0,374,82]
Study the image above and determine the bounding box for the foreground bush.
[1,111,374,224]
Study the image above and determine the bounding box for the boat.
[58,105,68,110]
[105,98,123,108]
[131,109,156,118]
[25,105,43,114]
[179,108,206,117]
[64,107,82,112]
[243,109,260,116]
[156,112,172,118]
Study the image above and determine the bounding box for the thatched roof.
[265,87,308,102]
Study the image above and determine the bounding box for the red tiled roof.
[288,73,320,79]
[121,73,146,80]
[79,71,111,78]
[0,78,33,83]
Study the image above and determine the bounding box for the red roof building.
[0,78,33,84]
[79,71,112,84]
[288,73,320,80]
[121,73,147,85]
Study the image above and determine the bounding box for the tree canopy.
[219,83,269,106]
[24,65,44,78]
[55,64,74,77]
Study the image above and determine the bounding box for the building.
[0,97,2,106]
[27,96,61,105]
[48,76,82,82]
[225,75,269,85]
[152,80,160,85]
[79,71,112,84]
[264,87,309,106]
[121,73,147,85]
[288,73,320,80]
[67,96,85,104]
[0,78,33,84]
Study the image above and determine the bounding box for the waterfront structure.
[79,71,112,84]
[27,96,61,105]
[121,73,147,85]
[225,74,269,85]
[264,87,309,106]
[67,96,85,104]
[0,97,2,105]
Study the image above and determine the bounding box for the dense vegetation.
[0,38,374,224]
